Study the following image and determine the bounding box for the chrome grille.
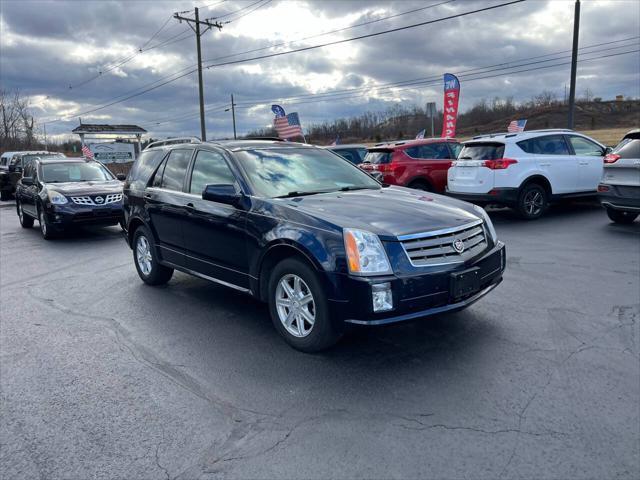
[71,194,123,205]
[399,220,488,267]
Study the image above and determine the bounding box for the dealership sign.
[88,142,135,163]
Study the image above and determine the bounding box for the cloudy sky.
[1,0,638,141]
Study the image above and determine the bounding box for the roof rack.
[144,137,201,150]
[242,136,285,141]
[471,128,575,140]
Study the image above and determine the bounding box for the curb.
[0,202,16,209]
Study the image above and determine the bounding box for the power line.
[223,0,273,23]
[204,0,527,71]
[213,0,271,21]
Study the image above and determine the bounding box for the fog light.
[372,282,393,312]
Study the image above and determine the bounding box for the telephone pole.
[230,94,237,139]
[567,0,580,129]
[173,8,223,141]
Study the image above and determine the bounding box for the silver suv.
[598,129,640,224]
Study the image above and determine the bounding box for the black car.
[0,151,65,200]
[123,138,505,351]
[15,157,126,239]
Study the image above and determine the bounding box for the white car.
[447,129,607,219]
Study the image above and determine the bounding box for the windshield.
[41,162,114,183]
[458,143,505,160]
[364,150,392,164]
[234,147,381,198]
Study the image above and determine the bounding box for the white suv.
[447,129,607,219]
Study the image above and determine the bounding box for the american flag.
[330,136,339,146]
[507,119,527,133]
[415,129,425,139]
[81,145,94,159]
[274,112,303,139]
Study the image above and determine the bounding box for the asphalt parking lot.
[1,201,638,480]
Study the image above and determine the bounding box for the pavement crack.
[155,427,170,480]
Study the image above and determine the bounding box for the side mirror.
[116,173,126,181]
[202,184,241,207]
[21,177,33,186]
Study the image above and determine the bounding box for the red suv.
[360,139,462,192]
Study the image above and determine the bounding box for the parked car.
[324,144,368,165]
[360,139,462,192]
[447,129,608,219]
[598,129,640,224]
[0,151,65,200]
[15,156,126,239]
[123,138,505,352]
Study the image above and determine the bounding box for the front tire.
[132,226,174,285]
[606,207,638,224]
[408,180,432,192]
[38,205,56,240]
[517,183,548,220]
[17,201,34,228]
[268,258,339,352]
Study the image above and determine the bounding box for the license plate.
[450,267,481,299]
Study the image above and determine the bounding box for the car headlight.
[473,204,497,243]
[343,228,392,275]
[48,190,68,205]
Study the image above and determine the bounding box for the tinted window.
[459,143,505,160]
[449,143,462,158]
[614,139,640,159]
[568,136,604,156]
[364,151,392,164]
[518,135,570,155]
[421,143,452,159]
[159,149,192,191]
[41,162,114,183]
[331,149,361,164]
[235,148,380,198]
[189,150,236,194]
[22,163,33,178]
[127,149,165,190]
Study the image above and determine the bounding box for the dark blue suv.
[123,138,505,351]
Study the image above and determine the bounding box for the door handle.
[579,161,589,166]
[539,163,551,167]
[144,193,152,199]
[186,202,195,210]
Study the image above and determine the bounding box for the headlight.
[47,190,68,205]
[343,228,392,275]
[473,204,497,242]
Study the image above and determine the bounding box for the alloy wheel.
[136,235,153,276]
[39,209,47,236]
[18,203,23,222]
[275,274,315,338]
[523,190,544,216]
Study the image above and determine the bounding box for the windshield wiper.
[275,190,332,198]
[338,186,377,192]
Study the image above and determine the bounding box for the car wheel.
[38,205,56,240]
[408,180,432,192]
[517,183,548,220]
[133,226,174,285]
[606,207,638,224]
[17,201,34,228]
[268,257,340,352]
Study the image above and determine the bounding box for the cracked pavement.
[1,202,638,479]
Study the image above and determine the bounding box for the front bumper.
[598,184,640,212]
[446,188,519,205]
[43,202,124,229]
[328,241,506,326]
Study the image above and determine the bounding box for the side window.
[427,143,453,159]
[568,136,604,156]
[616,139,640,159]
[405,146,421,158]
[128,149,164,190]
[159,149,192,191]
[449,143,462,159]
[338,150,359,164]
[189,150,236,194]
[22,163,31,178]
[533,135,570,156]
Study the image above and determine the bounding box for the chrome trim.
[162,260,252,294]
[397,219,483,241]
[71,193,123,205]
[158,245,253,278]
[601,201,640,212]
[145,137,201,150]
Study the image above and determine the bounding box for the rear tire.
[268,257,340,352]
[408,180,432,192]
[606,207,638,224]
[132,226,174,285]
[517,183,548,220]
[17,201,34,228]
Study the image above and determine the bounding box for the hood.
[46,180,123,195]
[276,186,481,240]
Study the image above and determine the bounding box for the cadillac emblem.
[452,238,465,254]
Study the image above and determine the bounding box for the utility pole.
[173,8,223,141]
[567,0,580,129]
[231,94,237,139]
[43,123,48,149]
